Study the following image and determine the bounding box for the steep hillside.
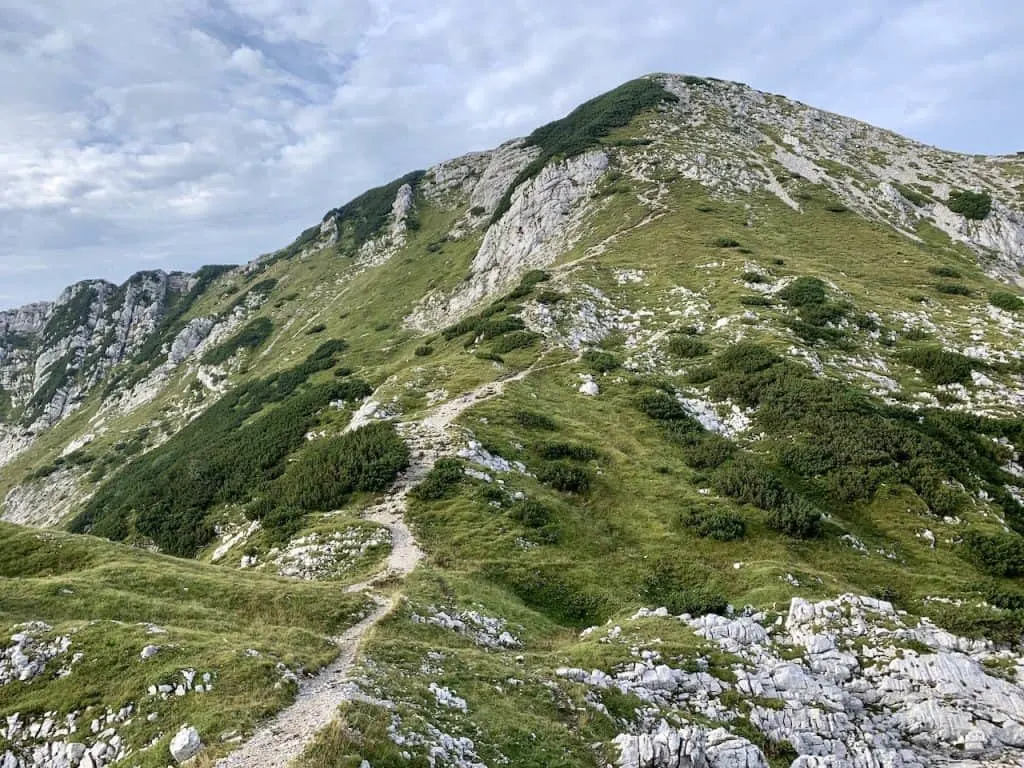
[4,74,1024,768]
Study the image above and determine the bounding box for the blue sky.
[1,0,1022,308]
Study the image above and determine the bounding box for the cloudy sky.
[1,0,1021,308]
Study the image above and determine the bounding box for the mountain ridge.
[4,73,1024,768]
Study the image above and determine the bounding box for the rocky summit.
[3,74,1024,768]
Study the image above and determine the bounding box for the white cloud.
[0,0,1022,308]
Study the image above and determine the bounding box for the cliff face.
[0,270,195,465]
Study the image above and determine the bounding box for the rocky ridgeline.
[559,594,1024,767]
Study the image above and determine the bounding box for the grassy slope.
[300,134,1024,765]
[0,523,369,766]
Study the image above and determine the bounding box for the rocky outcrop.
[0,270,203,467]
[615,720,769,768]
[1,468,90,527]
[652,75,1024,280]
[565,595,1024,767]
[407,149,609,330]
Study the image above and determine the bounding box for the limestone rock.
[170,725,202,763]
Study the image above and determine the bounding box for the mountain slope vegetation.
[3,74,1024,767]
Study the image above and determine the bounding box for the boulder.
[170,724,202,763]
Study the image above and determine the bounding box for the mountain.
[3,74,1024,768]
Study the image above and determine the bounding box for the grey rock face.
[0,269,199,466]
[407,149,609,330]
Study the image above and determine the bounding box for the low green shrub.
[490,331,540,353]
[636,391,690,421]
[509,499,552,527]
[515,409,557,430]
[899,345,974,385]
[767,497,823,538]
[935,282,972,296]
[741,271,770,284]
[712,457,790,511]
[990,291,1024,312]
[961,531,1024,578]
[305,323,327,335]
[928,266,962,279]
[537,462,592,494]
[535,441,599,461]
[201,317,274,365]
[679,505,746,541]
[668,335,710,358]
[583,349,620,372]
[778,276,826,307]
[680,434,736,470]
[739,295,773,306]
[714,237,741,248]
[414,345,433,357]
[282,422,409,512]
[410,458,464,501]
[947,189,992,220]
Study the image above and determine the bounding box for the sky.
[1,1,1022,309]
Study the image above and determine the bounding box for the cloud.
[0,0,1021,308]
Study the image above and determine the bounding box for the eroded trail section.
[216,367,537,767]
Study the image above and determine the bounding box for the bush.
[201,317,274,365]
[479,316,526,339]
[469,205,486,216]
[928,266,962,279]
[712,457,790,511]
[490,331,540,353]
[515,409,557,430]
[536,290,565,305]
[740,295,773,306]
[642,558,728,616]
[947,189,992,221]
[679,505,746,541]
[899,345,974,385]
[305,323,327,335]
[767,497,823,538]
[535,441,599,461]
[413,345,433,357]
[410,458,464,501]
[509,499,551,528]
[583,349,620,372]
[508,270,549,299]
[281,422,410,511]
[636,391,691,421]
[741,271,770,284]
[717,342,781,374]
[714,237,741,248]
[962,531,1024,578]
[537,462,592,494]
[668,335,710,358]
[990,291,1024,312]
[935,282,972,296]
[778,276,826,307]
[680,434,736,470]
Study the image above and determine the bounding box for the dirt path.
[215,366,541,767]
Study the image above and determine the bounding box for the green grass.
[0,523,369,767]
